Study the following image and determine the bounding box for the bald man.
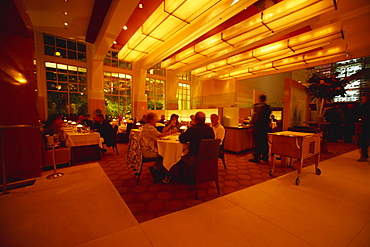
[179,111,215,165]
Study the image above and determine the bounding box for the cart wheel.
[315,168,321,175]
[269,170,274,177]
[295,177,300,185]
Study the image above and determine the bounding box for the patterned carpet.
[98,141,358,223]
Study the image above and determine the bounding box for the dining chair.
[219,130,227,169]
[191,138,221,200]
[126,129,159,184]
[111,125,119,155]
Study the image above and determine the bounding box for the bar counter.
[224,126,254,154]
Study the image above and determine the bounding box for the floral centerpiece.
[306,73,348,121]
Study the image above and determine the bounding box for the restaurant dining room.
[1,0,370,246]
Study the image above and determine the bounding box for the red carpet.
[98,141,358,223]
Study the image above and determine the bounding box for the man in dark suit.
[92,114,115,148]
[179,111,215,166]
[250,95,272,163]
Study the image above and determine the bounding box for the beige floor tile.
[140,197,313,247]
[76,225,152,247]
[348,220,370,247]
[0,163,137,247]
[224,157,370,247]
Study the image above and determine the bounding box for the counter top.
[224,126,251,129]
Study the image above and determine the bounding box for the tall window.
[104,50,132,70]
[46,62,88,116]
[178,72,191,81]
[147,63,166,76]
[104,72,132,119]
[177,82,190,110]
[146,78,165,110]
[43,34,86,62]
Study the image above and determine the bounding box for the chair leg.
[222,157,226,169]
[136,162,143,184]
[215,178,220,195]
[194,183,198,200]
[112,146,119,155]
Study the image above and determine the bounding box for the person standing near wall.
[249,95,272,163]
[357,94,370,162]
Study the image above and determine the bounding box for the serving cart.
[268,131,321,185]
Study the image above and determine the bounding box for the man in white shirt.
[210,114,225,144]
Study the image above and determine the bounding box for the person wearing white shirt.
[210,114,225,145]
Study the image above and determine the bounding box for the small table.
[157,137,188,171]
[268,131,321,185]
[46,144,64,179]
[65,132,103,164]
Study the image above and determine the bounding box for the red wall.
[0,2,42,182]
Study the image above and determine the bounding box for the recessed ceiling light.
[64,11,68,16]
[139,4,143,8]
[113,41,117,44]
[123,26,128,30]
[64,22,69,28]
[64,0,69,2]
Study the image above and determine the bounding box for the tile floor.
[1,149,369,246]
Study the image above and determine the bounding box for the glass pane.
[78,67,87,73]
[104,95,119,118]
[47,81,57,90]
[68,74,77,83]
[68,65,78,73]
[112,59,118,67]
[112,51,118,59]
[104,58,111,66]
[69,84,78,92]
[68,51,77,60]
[156,100,164,110]
[119,61,124,68]
[43,34,55,46]
[46,71,57,81]
[104,83,112,94]
[59,83,68,91]
[67,40,77,50]
[45,62,57,70]
[79,84,87,92]
[78,76,87,83]
[78,43,86,52]
[70,93,88,115]
[56,38,66,48]
[148,100,155,110]
[78,53,86,62]
[44,45,54,56]
[47,91,68,116]
[57,49,67,58]
[58,73,67,82]
[112,88,118,95]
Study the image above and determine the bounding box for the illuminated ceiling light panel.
[175,47,197,61]
[143,14,188,40]
[197,41,233,56]
[180,53,207,64]
[166,61,189,70]
[194,33,223,53]
[164,0,221,23]
[206,60,233,71]
[191,66,208,75]
[265,0,334,33]
[161,57,177,68]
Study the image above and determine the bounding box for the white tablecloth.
[66,132,102,148]
[157,138,188,171]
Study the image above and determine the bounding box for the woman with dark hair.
[162,114,181,133]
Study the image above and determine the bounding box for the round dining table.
[157,136,188,171]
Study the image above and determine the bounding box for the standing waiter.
[249,95,272,163]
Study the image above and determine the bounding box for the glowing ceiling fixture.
[64,22,69,28]
[123,26,128,30]
[162,0,335,70]
[63,11,68,15]
[231,0,240,6]
[113,41,117,44]
[139,4,143,8]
